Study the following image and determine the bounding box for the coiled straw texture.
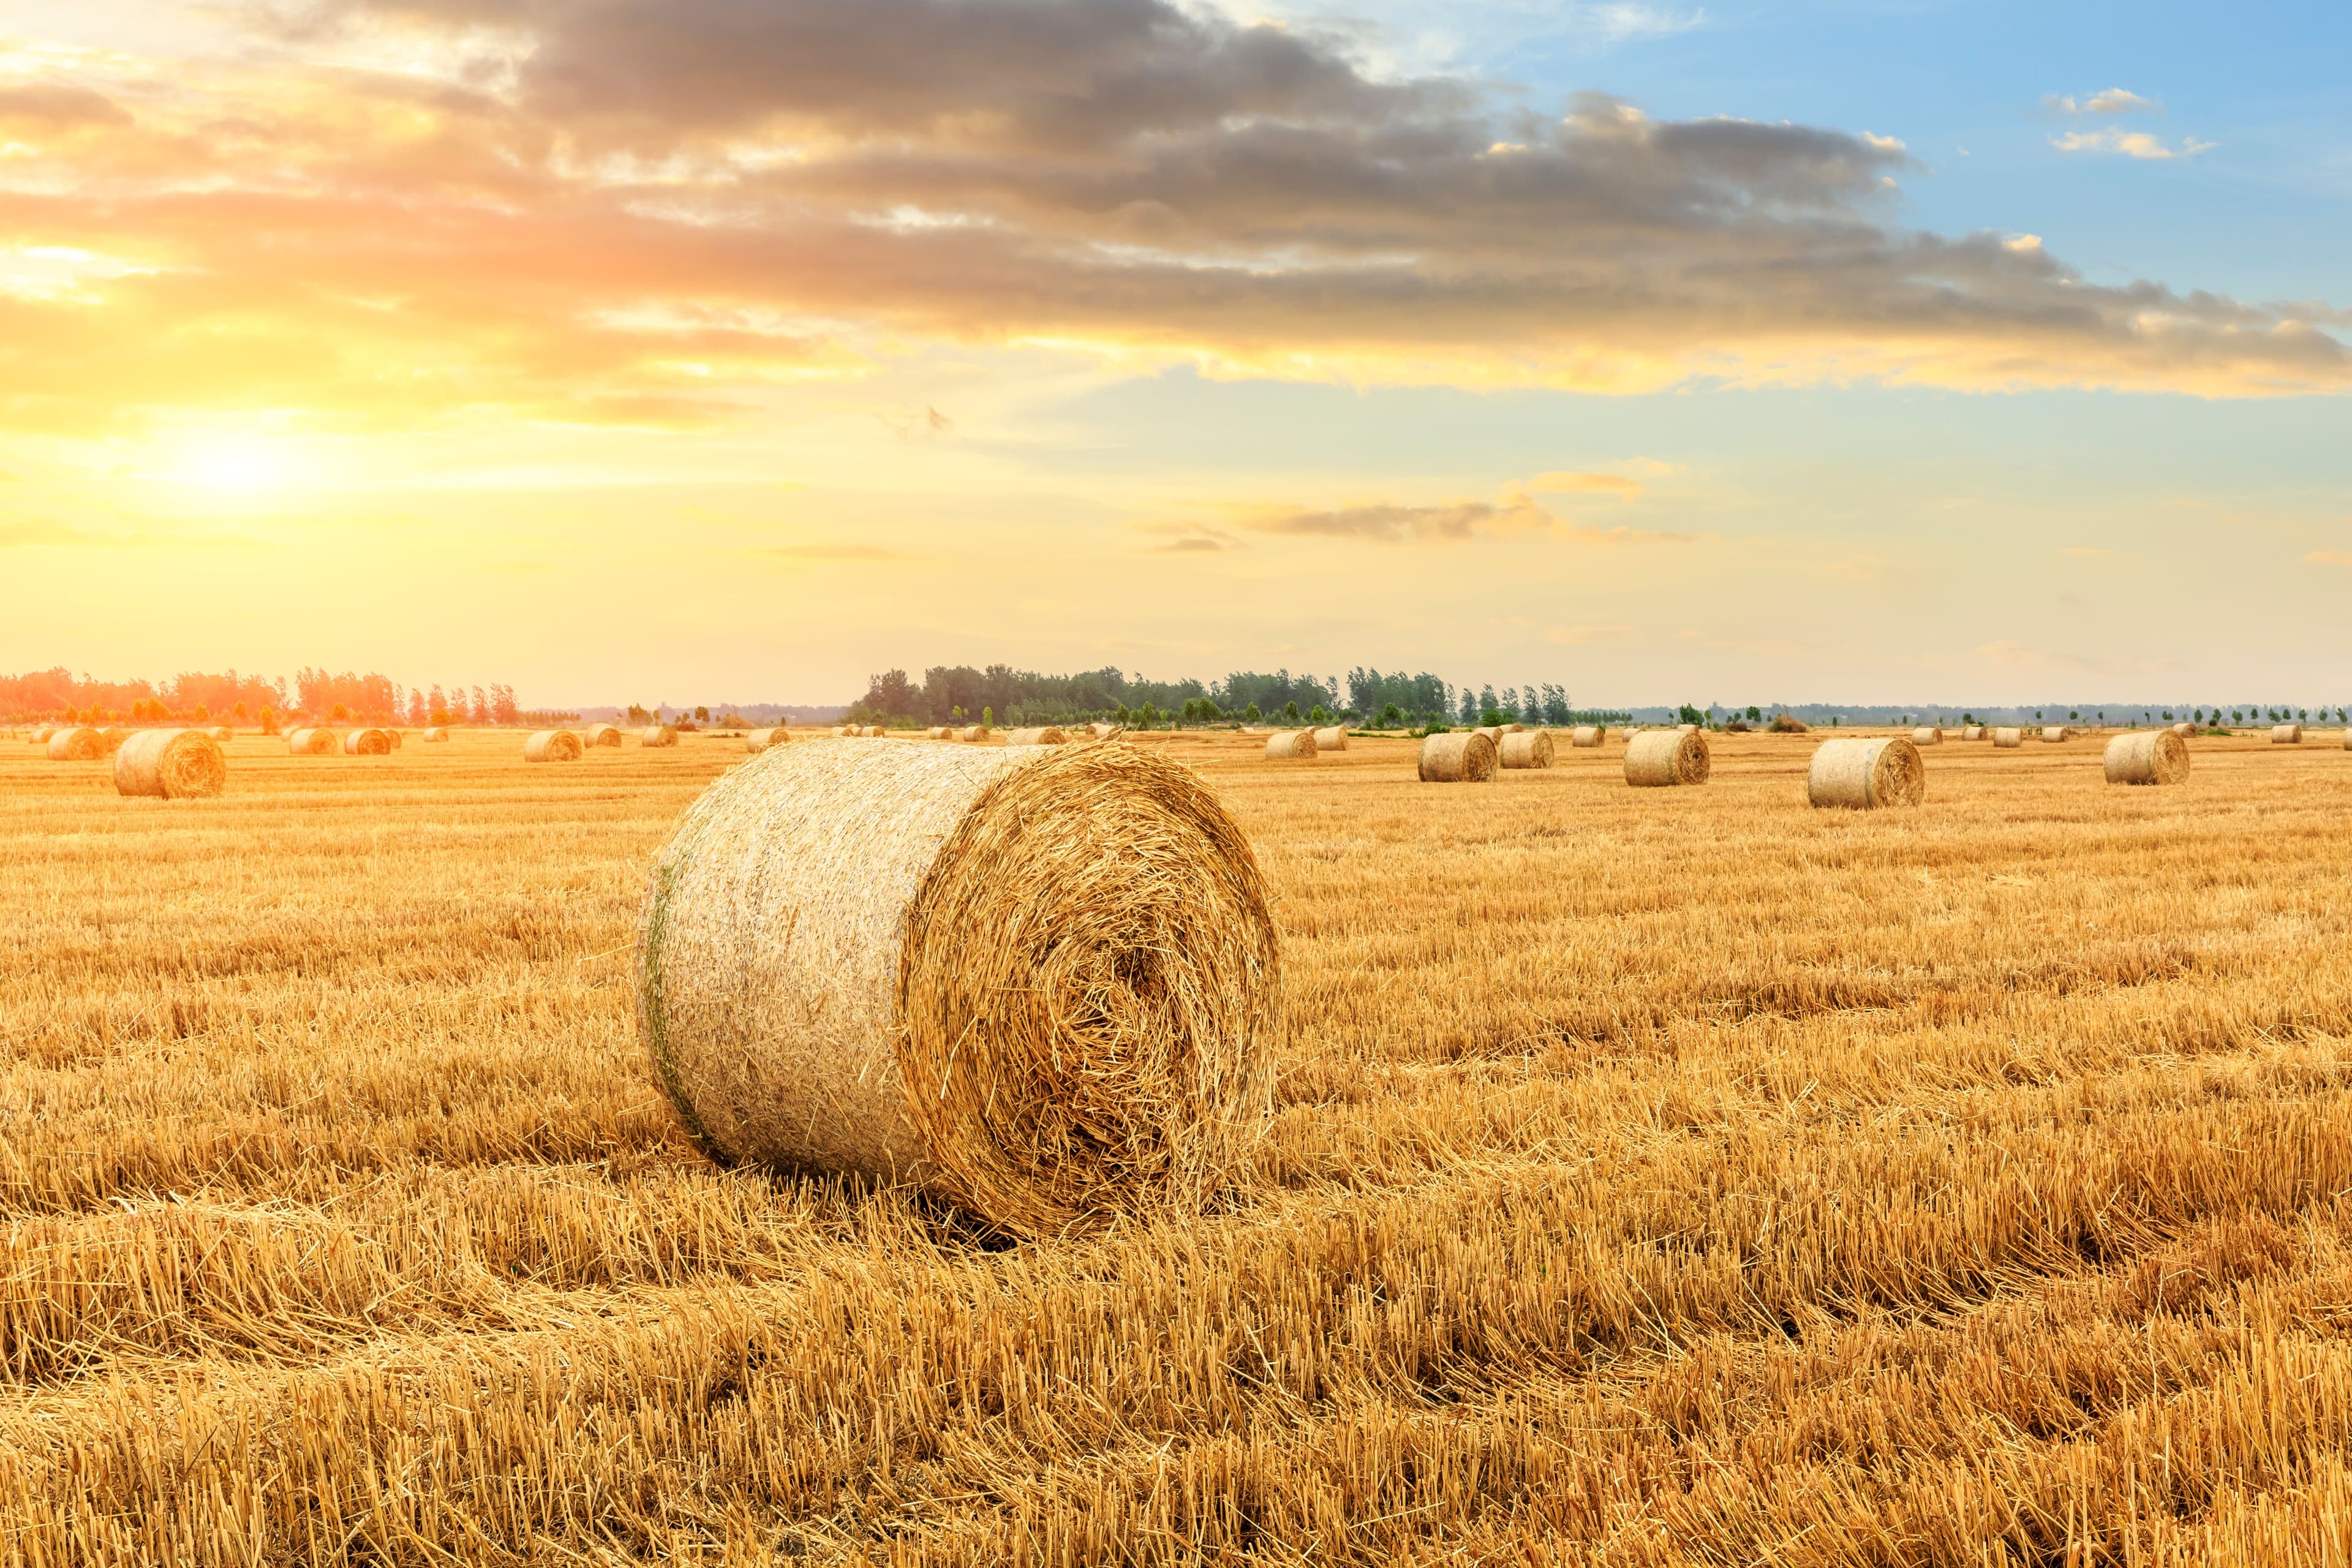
[1498,731,1555,769]
[287,728,338,756]
[524,729,583,763]
[1807,737,1924,810]
[636,741,1281,1236]
[1417,732,1495,783]
[2105,730,2190,786]
[114,729,226,799]
[1264,731,1317,761]
[1625,729,1709,787]
[46,727,102,761]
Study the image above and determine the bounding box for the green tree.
[1244,703,1261,723]
[1283,700,1301,723]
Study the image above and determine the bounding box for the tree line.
[0,666,532,728]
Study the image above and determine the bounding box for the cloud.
[1244,496,1548,543]
[744,543,898,563]
[2047,88,2156,116]
[2052,128,2212,160]
[0,0,2336,446]
[1520,470,1646,498]
[1584,4,1706,42]
[1544,623,1635,645]
[1134,521,1243,552]
[2301,549,2352,567]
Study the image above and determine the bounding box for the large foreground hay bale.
[424,726,450,742]
[1499,731,1555,769]
[636,741,1280,1235]
[747,728,790,753]
[46,726,102,761]
[2041,726,2067,743]
[1911,726,1942,746]
[2105,729,2189,786]
[1992,727,2023,748]
[287,728,338,756]
[1007,726,1068,747]
[343,728,393,756]
[1807,737,1924,810]
[1626,729,1709,787]
[959,725,991,742]
[1311,726,1348,752]
[114,728,225,799]
[525,729,583,763]
[2272,724,2302,744]
[1417,731,1496,783]
[582,724,622,748]
[1569,726,1605,748]
[641,725,679,747]
[1265,730,1317,760]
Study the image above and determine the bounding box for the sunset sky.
[4,0,2348,710]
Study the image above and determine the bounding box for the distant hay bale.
[927,726,954,739]
[1264,730,1317,760]
[1085,722,1120,739]
[1503,723,1527,733]
[1911,726,1943,746]
[862,725,888,737]
[958,725,991,742]
[113,728,225,799]
[636,740,1280,1236]
[1770,714,1809,734]
[1473,726,1506,751]
[423,726,450,743]
[833,726,854,737]
[2041,726,2068,744]
[45,726,102,761]
[1417,731,1496,783]
[31,725,58,744]
[1626,729,1709,788]
[343,728,393,756]
[1992,727,2024,748]
[1498,731,1555,769]
[205,725,233,742]
[1676,723,1700,736]
[98,728,130,753]
[1007,726,1068,747]
[2171,723,2195,738]
[2105,729,2189,786]
[746,728,790,753]
[1807,736,1924,810]
[386,729,403,750]
[1311,726,1348,752]
[1961,725,1985,741]
[641,725,679,747]
[2272,724,2302,744]
[582,725,622,748]
[286,728,339,756]
[1569,726,1605,747]
[524,729,583,763]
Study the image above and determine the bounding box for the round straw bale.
[746,728,790,753]
[98,728,130,753]
[582,724,622,748]
[1807,736,1924,810]
[524,729,583,763]
[2171,722,2194,738]
[1474,725,1506,748]
[1417,731,1496,783]
[2343,729,2352,752]
[203,725,233,742]
[1992,727,2023,748]
[343,727,393,756]
[1498,730,1555,769]
[641,725,679,747]
[1310,726,1348,752]
[1911,726,1943,746]
[1085,722,1120,739]
[46,726,102,761]
[2105,729,2189,786]
[423,726,450,742]
[386,729,404,750]
[862,725,888,737]
[1625,728,1709,787]
[1264,729,1317,760]
[1676,723,1700,736]
[833,726,854,737]
[1569,726,1605,748]
[2272,723,2302,744]
[287,728,339,756]
[927,726,954,739]
[1007,726,1068,747]
[2041,726,2068,743]
[1961,725,1985,741]
[31,725,57,744]
[1770,714,1809,734]
[959,725,991,742]
[114,728,225,799]
[636,740,1280,1235]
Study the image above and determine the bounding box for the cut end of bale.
[1807,736,1924,810]
[1625,728,1709,787]
[114,729,226,799]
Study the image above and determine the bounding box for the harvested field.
[3,727,2352,1564]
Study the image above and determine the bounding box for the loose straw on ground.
[1499,731,1555,769]
[2105,729,2189,786]
[114,729,225,799]
[1570,726,1604,748]
[2273,724,2302,744]
[1807,736,1924,810]
[524,729,583,763]
[1007,727,1068,747]
[635,740,1281,1236]
[746,728,789,753]
[46,727,102,761]
[287,728,338,756]
[343,728,392,756]
[1626,728,1709,787]
[641,725,678,747]
[1417,731,1496,783]
[1311,726,1348,752]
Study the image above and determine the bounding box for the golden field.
[4,725,2352,1566]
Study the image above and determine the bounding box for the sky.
[2,0,2348,710]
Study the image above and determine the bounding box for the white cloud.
[2052,128,2211,161]
[2048,88,2156,116]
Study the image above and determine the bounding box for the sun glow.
[154,435,319,492]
